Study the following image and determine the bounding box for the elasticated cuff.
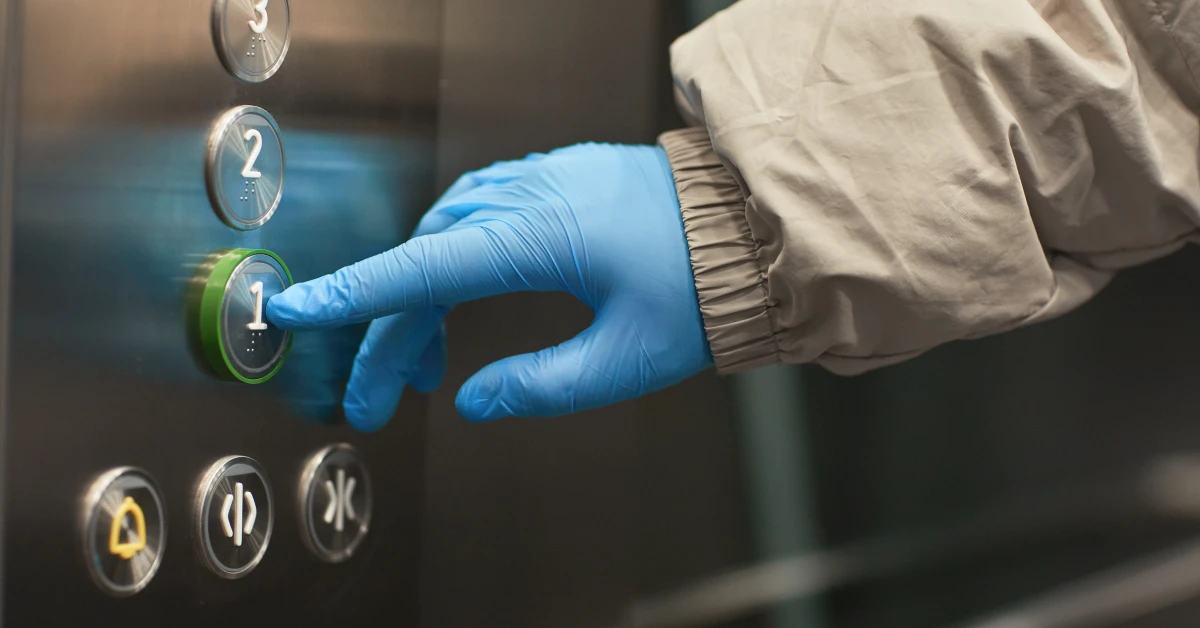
[658,127,780,373]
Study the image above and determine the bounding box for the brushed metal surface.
[3,0,440,624]
[220,254,290,379]
[194,456,274,579]
[81,467,168,597]
[205,106,286,230]
[297,443,373,564]
[212,0,292,83]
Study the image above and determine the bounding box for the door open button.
[195,456,274,579]
[220,482,258,546]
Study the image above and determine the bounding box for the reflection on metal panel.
[3,0,438,625]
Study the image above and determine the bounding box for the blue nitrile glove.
[267,143,712,430]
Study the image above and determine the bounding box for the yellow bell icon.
[109,496,147,560]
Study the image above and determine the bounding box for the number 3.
[249,0,269,34]
[241,129,263,179]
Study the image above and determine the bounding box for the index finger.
[266,223,558,330]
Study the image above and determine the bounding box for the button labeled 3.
[299,444,373,563]
[82,468,167,596]
[196,248,293,384]
[196,456,274,579]
[212,0,291,83]
[206,106,285,231]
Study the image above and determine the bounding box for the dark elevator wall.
[426,3,1200,628]
[423,2,756,627]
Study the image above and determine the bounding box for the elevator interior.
[0,0,436,624]
[5,2,1200,628]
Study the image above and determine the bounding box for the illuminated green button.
[198,248,293,384]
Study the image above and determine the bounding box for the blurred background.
[426,2,1200,627]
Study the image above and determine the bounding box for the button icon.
[220,482,258,546]
[205,105,285,231]
[108,496,147,559]
[194,249,293,385]
[196,456,274,579]
[212,0,291,83]
[322,469,357,532]
[299,444,373,563]
[81,468,167,597]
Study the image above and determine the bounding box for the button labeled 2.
[196,248,293,384]
[212,0,291,83]
[206,105,285,231]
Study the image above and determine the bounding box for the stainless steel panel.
[4,0,439,624]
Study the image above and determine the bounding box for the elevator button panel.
[81,468,167,597]
[212,0,291,83]
[299,444,374,563]
[198,248,293,384]
[195,456,274,579]
[206,105,285,231]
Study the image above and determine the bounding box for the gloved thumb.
[455,325,618,422]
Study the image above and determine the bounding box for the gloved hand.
[267,143,712,430]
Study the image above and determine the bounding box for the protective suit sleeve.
[661,0,1200,374]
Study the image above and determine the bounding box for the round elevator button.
[195,456,274,579]
[212,0,291,83]
[81,468,167,597]
[197,248,293,385]
[206,105,285,231]
[299,444,374,563]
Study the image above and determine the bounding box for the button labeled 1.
[196,456,274,579]
[206,105,285,231]
[81,468,167,596]
[197,248,293,384]
[212,0,291,83]
[299,444,373,563]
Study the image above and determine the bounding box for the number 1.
[248,281,268,331]
[249,0,269,34]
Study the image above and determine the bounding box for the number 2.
[249,0,269,34]
[241,129,263,179]
[247,281,268,331]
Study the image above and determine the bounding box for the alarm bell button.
[81,468,167,597]
[108,496,147,560]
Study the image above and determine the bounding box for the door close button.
[299,444,374,563]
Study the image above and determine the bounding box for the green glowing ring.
[198,248,294,384]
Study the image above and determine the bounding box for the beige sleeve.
[660,0,1200,375]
